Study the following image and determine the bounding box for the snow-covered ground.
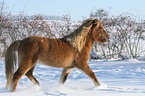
[0,58,145,96]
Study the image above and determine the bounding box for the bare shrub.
[0,14,55,56]
[93,16,145,59]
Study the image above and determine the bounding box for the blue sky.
[3,0,145,21]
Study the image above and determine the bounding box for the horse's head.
[88,19,109,43]
[64,18,109,52]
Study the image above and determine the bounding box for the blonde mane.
[64,19,96,52]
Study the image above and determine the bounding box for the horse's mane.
[63,18,96,52]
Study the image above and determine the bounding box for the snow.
[0,58,145,96]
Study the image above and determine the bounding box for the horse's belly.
[38,54,74,68]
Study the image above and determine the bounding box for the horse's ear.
[83,19,99,27]
[91,19,100,29]
[92,19,99,25]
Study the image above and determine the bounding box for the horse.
[5,18,109,92]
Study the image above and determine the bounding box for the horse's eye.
[99,27,102,29]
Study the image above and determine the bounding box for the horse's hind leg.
[60,67,73,84]
[25,65,39,85]
[10,59,34,92]
[75,63,100,86]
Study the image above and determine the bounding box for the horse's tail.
[5,40,21,89]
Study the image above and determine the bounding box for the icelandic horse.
[5,18,109,92]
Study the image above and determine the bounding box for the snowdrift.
[0,58,145,96]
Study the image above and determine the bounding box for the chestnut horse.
[5,18,109,92]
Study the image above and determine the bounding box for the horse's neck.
[84,34,95,52]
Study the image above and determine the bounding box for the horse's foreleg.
[76,63,100,87]
[60,67,73,84]
[25,65,39,86]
